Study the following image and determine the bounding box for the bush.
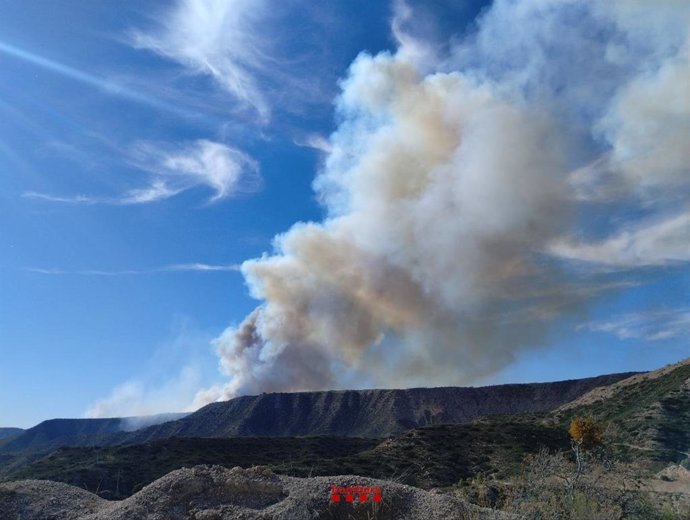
[502,446,675,520]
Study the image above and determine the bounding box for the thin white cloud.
[0,41,201,121]
[22,192,101,205]
[119,180,183,204]
[166,263,242,272]
[131,139,261,202]
[583,308,690,342]
[129,0,271,120]
[550,211,690,267]
[24,267,142,276]
[292,133,333,153]
[23,268,71,275]
[24,263,241,276]
[24,184,183,206]
[23,139,261,205]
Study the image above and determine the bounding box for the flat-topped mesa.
[122,372,635,442]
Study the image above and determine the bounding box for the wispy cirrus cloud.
[24,182,183,206]
[0,40,203,121]
[118,180,184,205]
[24,139,261,205]
[292,133,333,153]
[24,263,241,276]
[583,308,690,342]
[22,192,103,205]
[166,263,242,272]
[550,210,690,268]
[128,0,337,123]
[129,0,272,120]
[130,139,261,202]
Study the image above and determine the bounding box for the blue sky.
[1,0,688,428]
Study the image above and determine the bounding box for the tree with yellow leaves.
[568,416,604,485]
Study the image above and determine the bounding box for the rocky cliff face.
[124,372,635,442]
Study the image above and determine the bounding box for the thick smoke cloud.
[197,0,690,402]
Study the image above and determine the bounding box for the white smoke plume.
[197,0,690,402]
[86,366,202,419]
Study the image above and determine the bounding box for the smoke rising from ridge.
[196,0,690,403]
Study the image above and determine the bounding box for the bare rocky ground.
[0,465,513,520]
[649,464,690,513]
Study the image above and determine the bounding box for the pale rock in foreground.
[0,465,514,520]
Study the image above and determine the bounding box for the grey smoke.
[119,413,190,432]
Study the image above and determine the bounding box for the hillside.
[1,420,567,498]
[556,358,690,463]
[272,419,569,489]
[3,436,379,498]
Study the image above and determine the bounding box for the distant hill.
[0,418,129,457]
[0,428,23,441]
[0,413,187,456]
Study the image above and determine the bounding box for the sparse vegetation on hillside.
[277,419,569,488]
[504,447,682,519]
[557,361,690,464]
[457,422,689,519]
